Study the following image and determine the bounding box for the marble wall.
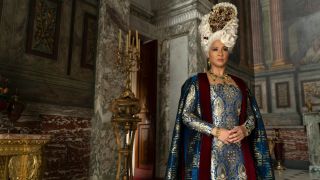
[41,114,91,180]
[89,0,129,179]
[168,35,189,145]
[0,102,93,180]
[156,19,206,177]
[0,0,97,107]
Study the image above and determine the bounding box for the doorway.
[133,40,157,180]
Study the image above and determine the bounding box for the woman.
[165,2,274,180]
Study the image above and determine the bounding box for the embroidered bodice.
[181,81,255,179]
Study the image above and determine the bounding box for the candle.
[136,38,138,52]
[136,30,138,49]
[126,34,129,53]
[129,30,131,48]
[126,132,130,145]
[136,38,139,53]
[118,29,122,50]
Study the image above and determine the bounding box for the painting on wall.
[285,0,320,65]
[301,79,320,106]
[26,0,61,59]
[81,13,97,70]
[275,82,291,108]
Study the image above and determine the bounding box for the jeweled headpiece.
[199,2,238,57]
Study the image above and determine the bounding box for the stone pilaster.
[90,0,129,179]
[238,0,249,68]
[269,0,292,69]
[250,0,266,71]
[154,1,211,178]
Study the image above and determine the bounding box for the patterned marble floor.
[275,169,320,180]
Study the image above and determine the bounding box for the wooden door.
[134,40,157,179]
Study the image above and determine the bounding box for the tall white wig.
[198,2,239,57]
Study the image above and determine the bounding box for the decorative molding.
[0,63,93,90]
[68,0,98,74]
[81,13,97,70]
[254,66,296,77]
[275,82,291,108]
[154,0,211,28]
[26,0,61,59]
[0,134,50,179]
[262,113,301,126]
[155,0,211,15]
[270,75,296,113]
[253,78,268,114]
[155,0,195,14]
[129,15,158,40]
[299,63,320,72]
[24,102,93,118]
[82,0,98,7]
[301,78,320,106]
[130,2,154,23]
[155,9,202,28]
[254,84,263,109]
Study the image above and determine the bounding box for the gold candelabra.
[116,29,141,90]
[111,29,141,180]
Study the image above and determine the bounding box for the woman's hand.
[212,128,232,144]
[228,125,248,143]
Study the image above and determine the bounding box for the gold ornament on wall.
[306,98,313,112]
[303,82,320,112]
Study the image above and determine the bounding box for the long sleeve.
[181,81,213,135]
[243,97,255,135]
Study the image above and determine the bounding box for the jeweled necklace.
[208,71,230,84]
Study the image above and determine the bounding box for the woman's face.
[208,40,229,68]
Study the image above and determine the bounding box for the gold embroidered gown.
[182,82,255,180]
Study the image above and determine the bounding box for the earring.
[207,59,211,69]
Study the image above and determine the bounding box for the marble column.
[90,0,129,179]
[303,112,320,173]
[269,0,292,68]
[250,0,266,71]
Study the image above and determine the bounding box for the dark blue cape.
[165,74,274,179]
